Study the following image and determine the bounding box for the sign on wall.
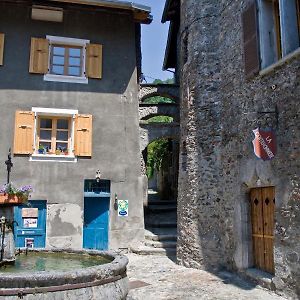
[25,238,34,248]
[23,218,38,228]
[252,128,276,161]
[22,208,38,218]
[118,200,128,217]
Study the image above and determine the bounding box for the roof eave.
[161,0,172,23]
[48,0,152,23]
[163,22,176,70]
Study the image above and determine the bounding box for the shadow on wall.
[0,2,136,95]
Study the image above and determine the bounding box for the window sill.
[44,74,88,84]
[30,154,77,163]
[259,47,300,77]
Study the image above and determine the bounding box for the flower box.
[0,194,27,205]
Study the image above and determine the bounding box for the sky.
[136,1,172,82]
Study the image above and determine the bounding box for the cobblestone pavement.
[126,254,286,300]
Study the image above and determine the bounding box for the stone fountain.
[0,150,16,266]
[0,151,129,299]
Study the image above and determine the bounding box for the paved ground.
[126,254,286,300]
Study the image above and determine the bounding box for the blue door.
[83,180,110,250]
[83,197,110,250]
[14,200,46,248]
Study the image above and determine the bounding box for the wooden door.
[250,187,275,274]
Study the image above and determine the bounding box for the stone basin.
[0,248,129,300]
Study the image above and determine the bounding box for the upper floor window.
[258,0,300,68]
[29,36,103,83]
[44,36,88,84]
[50,45,83,77]
[242,0,300,78]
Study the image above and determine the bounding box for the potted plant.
[38,145,45,154]
[55,149,62,155]
[0,183,33,205]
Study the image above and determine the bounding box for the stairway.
[131,194,177,257]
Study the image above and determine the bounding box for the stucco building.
[163,0,300,298]
[0,0,151,251]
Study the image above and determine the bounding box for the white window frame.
[30,107,78,162]
[44,36,90,84]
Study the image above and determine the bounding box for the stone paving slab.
[126,254,287,300]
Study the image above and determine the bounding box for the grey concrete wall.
[0,2,144,250]
[177,0,300,298]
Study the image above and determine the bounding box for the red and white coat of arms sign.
[252,128,276,161]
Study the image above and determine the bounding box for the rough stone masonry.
[177,0,300,299]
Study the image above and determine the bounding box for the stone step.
[144,240,177,248]
[145,228,177,237]
[146,204,177,212]
[145,233,177,242]
[145,221,177,228]
[131,245,176,256]
[146,200,177,206]
[146,211,177,219]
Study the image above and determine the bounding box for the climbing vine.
[146,138,169,179]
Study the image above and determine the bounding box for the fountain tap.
[0,216,6,262]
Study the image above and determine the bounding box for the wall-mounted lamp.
[114,193,118,211]
[95,170,101,183]
[31,5,63,23]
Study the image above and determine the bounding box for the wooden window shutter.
[13,111,35,155]
[242,1,260,79]
[29,38,49,74]
[0,33,4,66]
[74,114,93,157]
[86,44,103,79]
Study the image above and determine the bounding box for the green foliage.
[143,96,174,104]
[146,139,169,179]
[152,78,174,84]
[147,116,173,123]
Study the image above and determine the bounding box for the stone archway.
[139,83,179,104]
[139,103,179,122]
[140,123,179,155]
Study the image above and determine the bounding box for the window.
[297,0,300,38]
[44,36,88,84]
[0,33,4,66]
[242,0,300,77]
[50,45,82,77]
[37,117,71,154]
[258,0,300,68]
[29,36,103,83]
[13,108,93,162]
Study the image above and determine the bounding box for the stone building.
[0,0,151,251]
[163,0,300,298]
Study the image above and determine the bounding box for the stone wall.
[177,0,300,298]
